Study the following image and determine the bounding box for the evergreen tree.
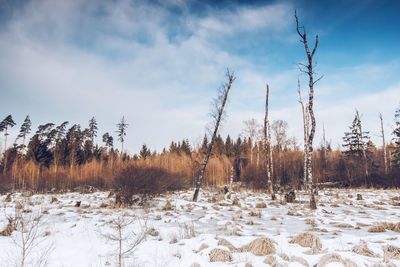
[0,115,16,153]
[139,144,151,159]
[342,111,370,158]
[180,139,191,156]
[200,134,208,154]
[393,106,400,167]
[53,121,69,169]
[342,110,371,183]
[102,133,114,150]
[26,123,56,168]
[88,117,98,144]
[16,115,32,150]
[224,135,234,157]
[65,124,84,168]
[116,116,128,153]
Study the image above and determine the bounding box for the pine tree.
[16,115,32,151]
[88,117,98,144]
[200,135,208,154]
[139,144,151,159]
[102,132,114,150]
[116,116,128,153]
[0,115,16,153]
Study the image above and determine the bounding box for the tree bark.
[379,113,388,175]
[295,10,320,209]
[193,70,235,202]
[264,84,275,199]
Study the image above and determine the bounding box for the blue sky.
[0,0,399,153]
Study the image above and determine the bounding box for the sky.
[0,0,399,153]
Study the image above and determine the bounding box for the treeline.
[0,107,400,193]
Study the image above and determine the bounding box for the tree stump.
[357,194,363,200]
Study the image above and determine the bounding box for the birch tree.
[297,79,309,189]
[193,70,235,202]
[263,84,275,199]
[295,10,321,209]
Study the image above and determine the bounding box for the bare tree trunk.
[295,10,321,209]
[379,113,388,175]
[193,70,235,202]
[264,84,275,199]
[297,80,309,191]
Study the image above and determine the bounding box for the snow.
[0,188,399,266]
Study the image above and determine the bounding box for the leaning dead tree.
[264,84,275,199]
[193,70,235,202]
[295,10,321,209]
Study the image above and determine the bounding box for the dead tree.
[297,79,309,190]
[264,84,275,199]
[379,113,388,175]
[193,70,235,202]
[295,10,322,209]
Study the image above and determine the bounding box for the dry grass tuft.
[383,245,400,260]
[217,238,237,252]
[240,237,276,256]
[147,227,159,236]
[317,253,357,267]
[368,224,386,233]
[255,202,267,208]
[289,232,322,253]
[290,255,309,267]
[264,255,277,266]
[352,240,377,257]
[0,218,15,236]
[209,248,232,262]
[162,200,173,211]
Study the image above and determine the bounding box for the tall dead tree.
[193,70,235,202]
[297,79,309,190]
[295,10,321,209]
[379,113,388,175]
[264,84,275,199]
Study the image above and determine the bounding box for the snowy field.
[0,188,399,267]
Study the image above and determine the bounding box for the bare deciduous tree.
[297,79,309,190]
[242,118,260,165]
[263,84,275,199]
[295,10,322,209]
[8,202,53,267]
[193,70,235,202]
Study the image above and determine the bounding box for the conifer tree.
[180,139,191,156]
[139,144,151,159]
[116,116,128,153]
[342,110,371,184]
[102,132,114,150]
[393,106,400,168]
[88,117,98,144]
[16,115,32,151]
[0,115,16,154]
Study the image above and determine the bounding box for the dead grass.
[352,240,377,257]
[209,248,232,262]
[0,218,15,236]
[255,202,267,208]
[383,245,400,260]
[368,224,386,233]
[264,255,277,266]
[162,200,173,211]
[217,238,237,252]
[290,255,309,267]
[289,232,322,253]
[317,253,357,267]
[240,237,276,256]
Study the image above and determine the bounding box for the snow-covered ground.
[0,188,399,267]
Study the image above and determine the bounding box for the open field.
[1,188,399,267]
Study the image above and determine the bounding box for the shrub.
[114,165,188,206]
